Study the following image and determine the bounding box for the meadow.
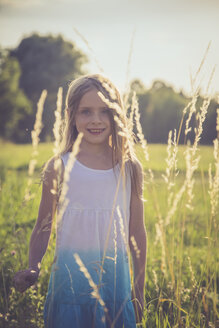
[0,139,218,328]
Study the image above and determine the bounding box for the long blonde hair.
[60,74,143,198]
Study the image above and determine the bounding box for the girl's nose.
[91,112,102,123]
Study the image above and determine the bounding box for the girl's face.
[75,88,112,147]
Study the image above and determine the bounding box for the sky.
[0,0,219,96]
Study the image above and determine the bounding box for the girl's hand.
[13,268,39,293]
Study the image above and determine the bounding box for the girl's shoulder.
[126,156,144,198]
[126,156,143,177]
[42,155,64,185]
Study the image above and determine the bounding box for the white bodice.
[56,153,131,254]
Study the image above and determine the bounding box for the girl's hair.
[60,74,143,198]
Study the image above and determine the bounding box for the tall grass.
[0,60,218,328]
[0,147,218,327]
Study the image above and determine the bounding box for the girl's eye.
[81,109,90,115]
[102,108,110,114]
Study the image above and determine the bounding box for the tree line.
[0,33,218,144]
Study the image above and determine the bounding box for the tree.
[0,51,32,142]
[10,33,87,140]
[131,78,217,145]
[197,96,218,145]
[132,80,187,143]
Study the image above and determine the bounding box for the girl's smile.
[87,128,106,135]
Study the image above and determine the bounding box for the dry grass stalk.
[24,90,47,201]
[216,103,219,139]
[185,43,213,143]
[98,91,134,160]
[164,144,200,223]
[98,76,118,101]
[128,91,136,135]
[133,93,149,161]
[176,97,198,146]
[65,264,75,296]
[162,75,212,312]
[56,133,83,228]
[116,206,128,250]
[97,87,134,160]
[97,91,124,117]
[184,92,199,137]
[94,167,123,319]
[130,235,140,259]
[206,65,216,95]
[146,168,162,223]
[163,49,214,315]
[37,212,52,234]
[192,95,211,156]
[53,87,63,159]
[209,98,219,218]
[208,139,219,218]
[152,269,159,293]
[73,27,104,73]
[73,253,108,312]
[166,60,212,218]
[113,219,117,265]
[113,218,117,318]
[185,146,200,209]
[50,87,63,196]
[123,28,136,111]
[114,116,131,160]
[190,41,211,93]
[165,183,186,226]
[31,90,47,157]
[155,221,167,276]
[93,182,124,327]
[162,130,178,207]
[184,93,211,209]
[187,256,197,290]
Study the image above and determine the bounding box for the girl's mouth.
[87,128,105,135]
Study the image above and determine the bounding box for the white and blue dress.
[44,153,136,327]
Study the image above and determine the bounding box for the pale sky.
[0,0,218,95]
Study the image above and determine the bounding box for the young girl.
[14,74,147,327]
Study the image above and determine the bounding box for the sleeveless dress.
[44,153,136,328]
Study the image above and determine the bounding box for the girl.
[14,74,147,327]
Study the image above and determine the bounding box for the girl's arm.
[29,158,62,271]
[14,158,63,292]
[129,161,147,322]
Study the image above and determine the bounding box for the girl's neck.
[79,139,111,156]
[77,143,113,170]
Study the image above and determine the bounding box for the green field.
[0,141,215,172]
[0,142,218,328]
